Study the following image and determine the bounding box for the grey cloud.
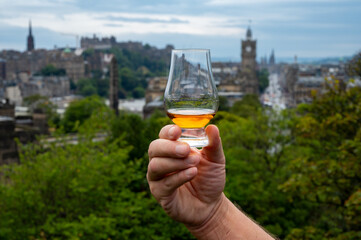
[100,15,189,24]
[104,23,124,28]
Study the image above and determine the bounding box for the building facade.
[240,26,259,95]
[216,26,259,97]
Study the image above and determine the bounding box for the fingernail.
[175,144,188,156]
[185,167,196,178]
[168,126,176,138]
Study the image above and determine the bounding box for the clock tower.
[241,26,258,95]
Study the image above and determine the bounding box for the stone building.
[0,58,5,80]
[292,76,325,105]
[0,49,85,83]
[0,22,84,83]
[0,98,46,165]
[0,99,15,118]
[281,63,299,96]
[5,76,70,105]
[47,49,85,82]
[145,77,167,104]
[143,77,167,118]
[143,26,260,115]
[212,62,240,91]
[240,26,259,95]
[5,86,23,106]
[80,34,116,50]
[281,63,329,107]
[217,26,259,96]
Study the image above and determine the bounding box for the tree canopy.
[1,55,361,239]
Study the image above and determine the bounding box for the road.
[261,73,286,110]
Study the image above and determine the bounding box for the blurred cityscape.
[0,20,360,165]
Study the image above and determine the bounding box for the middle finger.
[147,154,200,181]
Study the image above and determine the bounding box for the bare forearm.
[187,194,275,240]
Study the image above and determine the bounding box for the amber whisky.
[166,108,216,129]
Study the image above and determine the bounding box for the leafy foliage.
[346,52,361,77]
[1,69,361,239]
[107,46,168,99]
[59,95,107,133]
[38,64,66,76]
[76,77,109,97]
[257,68,270,93]
[281,82,361,239]
[0,108,190,240]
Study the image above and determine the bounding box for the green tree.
[39,64,66,76]
[76,78,109,97]
[0,133,191,239]
[281,81,361,239]
[132,86,145,98]
[346,52,361,77]
[230,94,262,118]
[110,111,171,160]
[60,95,106,133]
[0,108,190,240]
[257,68,269,93]
[119,67,138,92]
[80,84,97,96]
[218,95,230,111]
[212,106,308,238]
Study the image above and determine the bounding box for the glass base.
[179,128,208,148]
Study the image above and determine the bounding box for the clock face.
[246,46,252,53]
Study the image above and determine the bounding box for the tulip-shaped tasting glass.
[164,49,219,147]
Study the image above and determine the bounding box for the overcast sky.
[0,0,360,61]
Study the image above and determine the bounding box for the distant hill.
[275,56,353,65]
[213,56,354,65]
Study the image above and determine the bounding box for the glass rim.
[172,48,210,52]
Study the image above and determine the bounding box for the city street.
[261,73,286,110]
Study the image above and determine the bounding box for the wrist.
[186,193,229,239]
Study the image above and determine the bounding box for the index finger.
[148,139,190,159]
[159,125,182,140]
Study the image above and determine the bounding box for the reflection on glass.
[164,49,219,147]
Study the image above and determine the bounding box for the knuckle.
[149,184,158,196]
[159,125,169,138]
[148,140,156,157]
[163,175,174,191]
[148,159,160,175]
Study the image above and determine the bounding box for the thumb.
[202,125,225,164]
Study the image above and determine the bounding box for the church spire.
[27,20,34,51]
[246,20,252,40]
[269,49,275,65]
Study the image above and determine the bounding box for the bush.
[0,111,191,240]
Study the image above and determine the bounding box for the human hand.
[147,124,226,228]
